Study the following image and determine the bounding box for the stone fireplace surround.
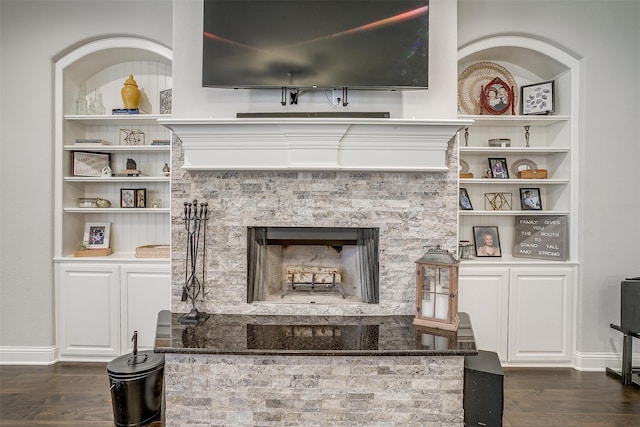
[164,118,469,317]
[160,118,474,426]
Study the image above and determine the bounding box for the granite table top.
[154,311,477,357]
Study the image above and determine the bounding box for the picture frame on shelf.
[480,77,515,115]
[120,189,136,208]
[473,226,502,257]
[520,188,543,210]
[521,80,555,115]
[488,158,509,179]
[83,222,110,249]
[159,88,172,114]
[135,188,147,208]
[72,151,111,177]
[459,188,473,210]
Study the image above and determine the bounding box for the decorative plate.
[458,62,518,115]
[510,158,538,177]
[459,159,470,174]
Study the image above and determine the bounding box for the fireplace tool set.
[178,199,210,325]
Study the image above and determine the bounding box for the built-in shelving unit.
[456,36,580,366]
[54,37,173,361]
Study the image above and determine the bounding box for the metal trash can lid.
[107,350,165,376]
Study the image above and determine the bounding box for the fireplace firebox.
[247,227,379,304]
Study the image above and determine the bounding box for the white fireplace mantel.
[159,118,472,171]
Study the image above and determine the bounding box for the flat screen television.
[202,0,429,89]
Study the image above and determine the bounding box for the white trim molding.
[0,346,58,365]
[160,118,472,171]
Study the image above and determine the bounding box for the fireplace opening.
[247,227,379,304]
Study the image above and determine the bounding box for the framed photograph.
[488,158,509,179]
[459,188,473,210]
[520,188,543,210]
[480,77,515,115]
[83,222,111,249]
[522,80,555,115]
[120,189,136,208]
[159,88,172,114]
[135,188,147,208]
[473,226,502,257]
[72,151,111,177]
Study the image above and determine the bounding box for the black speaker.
[464,350,504,427]
[621,277,640,333]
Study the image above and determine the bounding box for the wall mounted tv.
[202,0,429,90]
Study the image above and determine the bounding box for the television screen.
[202,0,429,89]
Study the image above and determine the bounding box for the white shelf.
[460,147,569,154]
[64,114,170,126]
[460,178,568,185]
[64,208,170,214]
[460,115,570,127]
[64,176,170,183]
[65,145,170,152]
[459,210,569,216]
[460,256,579,266]
[55,253,170,262]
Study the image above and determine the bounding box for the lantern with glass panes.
[413,245,460,331]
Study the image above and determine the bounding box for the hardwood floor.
[1,363,639,426]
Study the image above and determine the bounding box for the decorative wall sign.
[514,215,568,261]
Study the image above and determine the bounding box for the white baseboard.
[0,345,58,365]
[574,350,640,371]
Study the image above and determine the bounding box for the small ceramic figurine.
[101,166,112,177]
[96,198,111,208]
[163,163,170,175]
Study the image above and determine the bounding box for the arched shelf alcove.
[456,35,580,366]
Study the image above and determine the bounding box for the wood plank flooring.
[1,363,639,426]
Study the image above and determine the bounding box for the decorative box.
[488,138,511,147]
[518,169,548,179]
[135,244,170,258]
[78,197,98,208]
[459,172,474,178]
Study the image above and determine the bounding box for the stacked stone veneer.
[164,353,464,427]
[171,137,459,316]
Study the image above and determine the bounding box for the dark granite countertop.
[154,311,477,357]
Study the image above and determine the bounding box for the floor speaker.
[621,277,640,333]
[464,350,504,427]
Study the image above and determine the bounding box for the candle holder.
[413,245,460,331]
[178,199,210,325]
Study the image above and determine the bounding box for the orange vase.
[121,74,141,109]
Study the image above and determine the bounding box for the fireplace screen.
[247,227,379,304]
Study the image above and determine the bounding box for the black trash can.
[107,350,165,427]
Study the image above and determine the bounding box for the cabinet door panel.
[120,264,171,352]
[56,264,120,358]
[508,268,574,363]
[459,267,509,361]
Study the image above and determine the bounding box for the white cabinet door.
[458,267,509,362]
[508,267,574,363]
[56,263,120,359]
[120,264,171,352]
